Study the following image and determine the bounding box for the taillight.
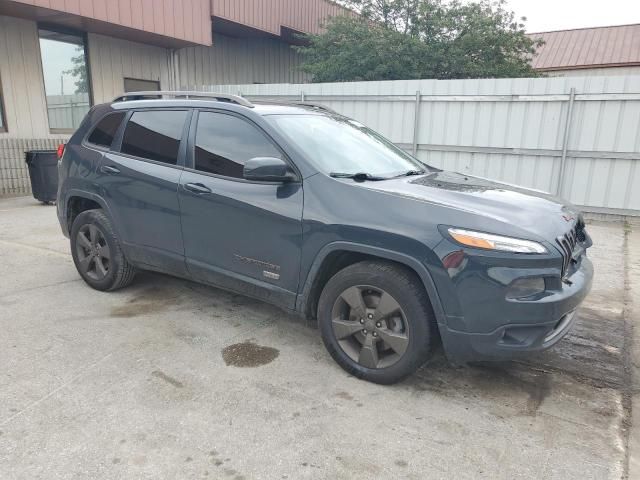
[56,143,66,160]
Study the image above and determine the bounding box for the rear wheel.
[70,209,136,291]
[318,260,435,384]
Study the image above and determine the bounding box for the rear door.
[178,110,303,309]
[97,108,191,274]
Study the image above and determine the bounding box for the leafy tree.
[297,0,542,81]
[63,46,89,94]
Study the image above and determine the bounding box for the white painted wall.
[87,33,173,105]
[176,33,309,88]
[0,16,52,139]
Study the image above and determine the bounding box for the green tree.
[63,46,89,94]
[297,0,542,81]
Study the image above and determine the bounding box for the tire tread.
[71,209,136,291]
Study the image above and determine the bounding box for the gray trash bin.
[25,150,58,204]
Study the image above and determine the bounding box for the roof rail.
[112,91,254,108]
[290,102,338,115]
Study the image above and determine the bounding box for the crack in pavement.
[0,238,69,258]
[0,350,116,428]
[0,278,82,300]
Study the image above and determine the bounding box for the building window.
[124,78,160,93]
[38,29,91,132]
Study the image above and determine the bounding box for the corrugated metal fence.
[199,76,640,216]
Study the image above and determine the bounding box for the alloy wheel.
[331,285,409,369]
[76,224,111,281]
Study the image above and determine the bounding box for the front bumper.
[439,255,593,364]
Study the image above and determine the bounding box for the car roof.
[108,98,330,117]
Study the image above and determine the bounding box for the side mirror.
[243,157,296,183]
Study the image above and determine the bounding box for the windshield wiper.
[382,169,427,180]
[402,170,426,176]
[329,172,387,181]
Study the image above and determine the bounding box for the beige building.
[0,0,348,196]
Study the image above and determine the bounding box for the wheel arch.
[297,242,447,328]
[63,190,114,235]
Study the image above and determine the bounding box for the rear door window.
[87,112,125,148]
[121,110,188,165]
[194,111,283,179]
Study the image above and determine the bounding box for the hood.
[357,171,581,241]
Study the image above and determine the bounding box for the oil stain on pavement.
[222,341,279,368]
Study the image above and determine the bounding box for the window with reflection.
[38,29,91,132]
[195,112,282,179]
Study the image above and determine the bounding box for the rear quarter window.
[120,110,188,165]
[87,112,126,148]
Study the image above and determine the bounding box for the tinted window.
[195,112,282,179]
[121,110,188,165]
[87,112,125,148]
[38,29,90,132]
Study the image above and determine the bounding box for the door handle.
[184,182,212,194]
[100,165,120,175]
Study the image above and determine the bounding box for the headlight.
[448,228,547,254]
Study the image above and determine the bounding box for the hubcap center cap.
[364,319,377,332]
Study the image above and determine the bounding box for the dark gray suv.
[57,91,593,384]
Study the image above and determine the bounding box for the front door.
[97,109,190,274]
[178,110,303,309]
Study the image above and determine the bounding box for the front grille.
[556,220,586,278]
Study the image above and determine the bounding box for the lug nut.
[359,318,365,324]
[362,329,368,334]
[372,332,378,337]
[376,322,381,328]
[367,313,373,319]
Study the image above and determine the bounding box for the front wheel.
[317,261,435,384]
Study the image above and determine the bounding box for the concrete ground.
[0,196,637,480]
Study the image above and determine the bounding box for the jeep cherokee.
[56,91,594,384]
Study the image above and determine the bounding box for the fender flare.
[296,241,447,327]
[62,189,119,236]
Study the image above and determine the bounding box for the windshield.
[266,114,426,177]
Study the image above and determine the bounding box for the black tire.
[70,209,136,291]
[318,260,435,384]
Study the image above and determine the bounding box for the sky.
[504,0,640,33]
[40,38,85,96]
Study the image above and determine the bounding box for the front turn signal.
[448,228,547,254]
